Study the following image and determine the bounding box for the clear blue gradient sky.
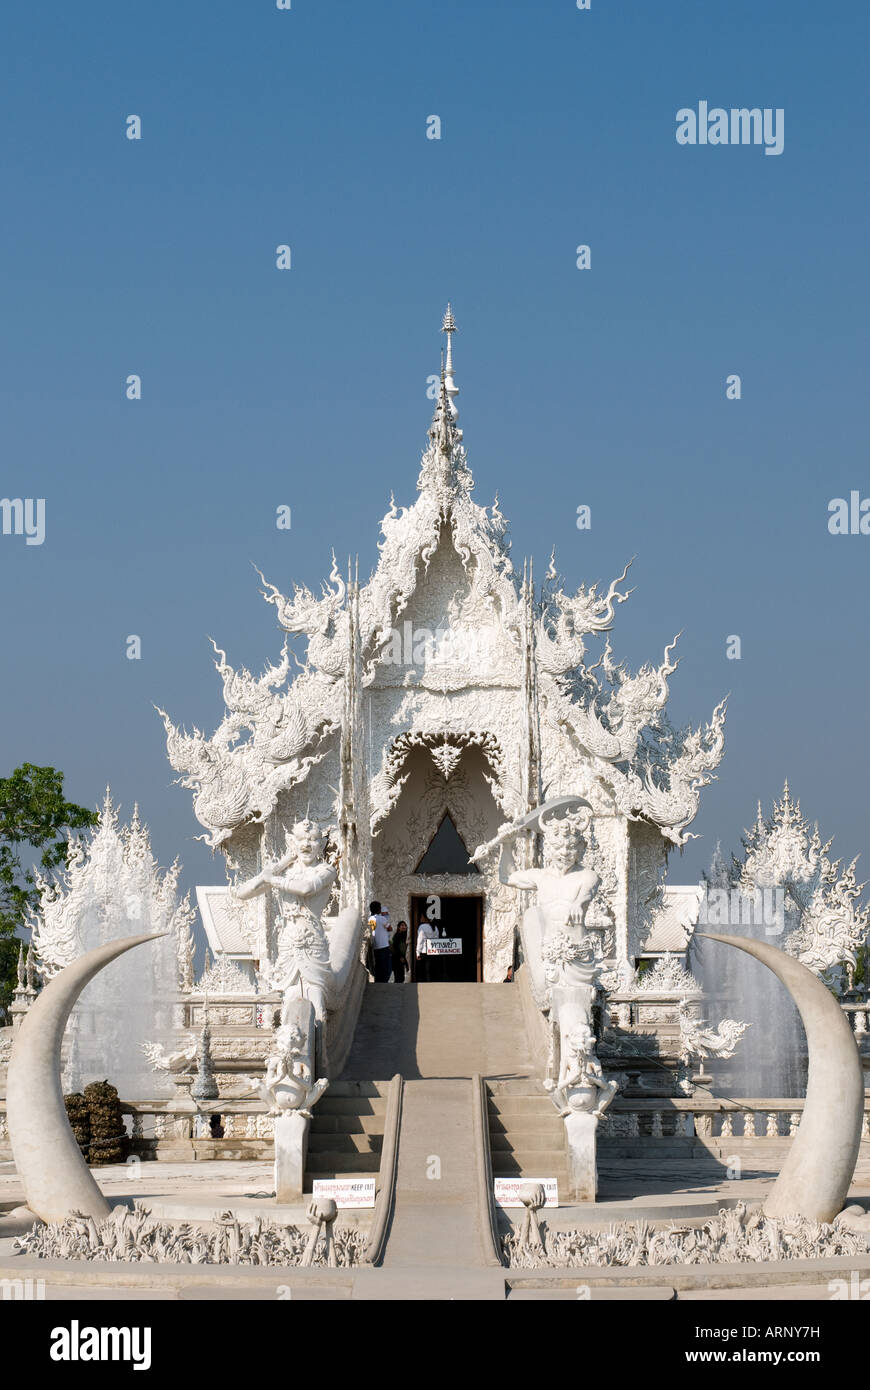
[1,0,868,929]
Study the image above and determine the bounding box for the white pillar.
[563,1110,599,1201]
[274,1111,309,1203]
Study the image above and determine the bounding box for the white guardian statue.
[474,796,618,1197]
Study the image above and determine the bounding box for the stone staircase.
[304,1080,388,1188]
[486,1081,569,1187]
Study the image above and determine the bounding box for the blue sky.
[1,0,868,930]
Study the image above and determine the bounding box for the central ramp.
[380,1078,490,1275]
[339,982,534,1081]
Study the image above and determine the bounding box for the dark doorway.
[411,894,483,982]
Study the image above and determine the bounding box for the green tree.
[0,765,98,1013]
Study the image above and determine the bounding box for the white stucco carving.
[28,790,195,995]
[547,1020,619,1119]
[239,999,328,1118]
[14,1207,367,1267]
[232,818,363,1076]
[140,1038,197,1077]
[504,1202,870,1269]
[195,952,252,996]
[634,953,701,994]
[709,783,870,988]
[676,998,749,1068]
[161,308,726,985]
[479,800,621,1197]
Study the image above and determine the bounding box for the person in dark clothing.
[391,921,409,983]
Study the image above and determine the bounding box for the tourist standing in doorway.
[368,900,393,983]
[416,914,439,982]
[391,921,409,983]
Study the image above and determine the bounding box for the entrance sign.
[411,894,482,982]
[493,1177,559,1208]
[312,1178,376,1209]
[426,938,462,955]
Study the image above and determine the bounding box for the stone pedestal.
[563,1110,599,1201]
[274,1111,309,1203]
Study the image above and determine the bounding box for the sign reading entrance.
[312,1178,376,1209]
[426,937,462,955]
[493,1177,559,1208]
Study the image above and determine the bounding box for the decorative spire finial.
[420,304,467,491]
[441,304,459,420]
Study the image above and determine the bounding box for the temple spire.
[419,304,467,492]
[442,303,459,419]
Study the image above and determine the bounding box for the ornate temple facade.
[161,309,727,987]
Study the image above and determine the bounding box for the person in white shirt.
[415,915,440,982]
[368,900,393,983]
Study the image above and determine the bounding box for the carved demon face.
[567,1023,595,1058]
[291,819,323,865]
[543,822,583,873]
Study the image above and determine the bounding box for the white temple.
[3,310,870,1298]
[160,307,727,989]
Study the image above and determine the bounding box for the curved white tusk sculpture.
[6,933,165,1223]
[700,932,864,1223]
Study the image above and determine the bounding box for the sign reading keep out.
[312,1178,376,1209]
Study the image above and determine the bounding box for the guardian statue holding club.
[472,796,618,1198]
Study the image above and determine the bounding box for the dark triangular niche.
[414,812,480,875]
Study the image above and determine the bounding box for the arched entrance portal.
[370,742,514,981]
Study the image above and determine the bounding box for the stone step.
[487,1078,550,1097]
[491,1155,570,1178]
[306,1151,381,1174]
[307,1132,383,1155]
[489,1114,564,1135]
[487,1096,556,1114]
[325,1080,392,1098]
[315,1097,388,1117]
[309,1113,385,1136]
[490,1133,566,1153]
[488,1107,559,1125]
